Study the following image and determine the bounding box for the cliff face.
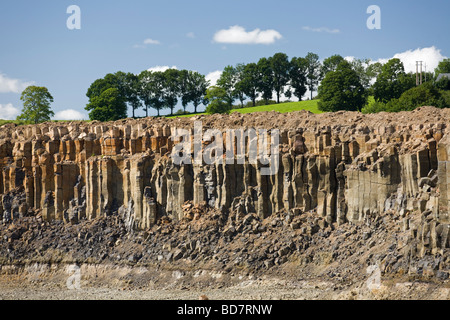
[0,108,449,242]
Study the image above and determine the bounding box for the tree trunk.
[252,98,256,107]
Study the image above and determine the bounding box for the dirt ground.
[0,263,449,300]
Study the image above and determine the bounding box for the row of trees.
[85,69,209,121]
[85,52,388,120]
[318,57,450,113]
[214,53,387,109]
[11,57,450,124]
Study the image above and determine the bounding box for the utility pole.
[416,61,419,86]
[420,61,423,85]
[416,61,423,86]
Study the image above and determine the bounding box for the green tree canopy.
[86,73,118,99]
[436,76,450,91]
[435,58,450,76]
[322,54,344,76]
[138,70,165,117]
[86,72,141,120]
[270,52,291,104]
[305,52,321,100]
[233,63,247,108]
[17,86,54,124]
[373,58,415,103]
[351,58,378,90]
[85,88,127,121]
[257,57,274,104]
[289,57,308,101]
[162,69,180,116]
[217,65,238,106]
[387,83,447,112]
[114,71,141,118]
[205,86,232,114]
[318,60,367,112]
[238,63,260,107]
[180,70,209,113]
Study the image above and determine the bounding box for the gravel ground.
[1,273,449,300]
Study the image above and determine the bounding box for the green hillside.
[168,100,322,118]
[232,100,321,114]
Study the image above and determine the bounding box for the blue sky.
[1,0,449,119]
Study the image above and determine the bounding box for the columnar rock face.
[0,107,449,236]
[438,133,449,222]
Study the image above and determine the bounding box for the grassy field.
[167,100,322,119]
[0,120,28,127]
[232,100,321,114]
[0,119,76,127]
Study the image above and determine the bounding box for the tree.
[217,65,238,106]
[17,86,54,124]
[365,61,383,92]
[289,57,308,101]
[179,70,208,114]
[322,55,344,76]
[188,71,209,113]
[204,86,232,114]
[386,83,446,112]
[435,58,450,76]
[318,61,367,112]
[162,69,180,116]
[86,73,118,99]
[270,53,291,104]
[178,70,191,114]
[138,70,165,117]
[436,76,450,91]
[239,63,260,107]
[234,64,247,107]
[86,72,140,119]
[305,52,321,99]
[351,58,376,89]
[257,57,274,104]
[114,72,141,118]
[373,58,415,103]
[85,88,127,121]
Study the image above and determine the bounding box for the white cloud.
[143,38,160,45]
[133,38,161,48]
[147,65,178,73]
[186,32,195,39]
[0,103,21,120]
[53,109,86,121]
[374,46,447,74]
[0,73,35,94]
[213,25,282,45]
[302,26,340,34]
[205,70,222,87]
[344,56,356,63]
